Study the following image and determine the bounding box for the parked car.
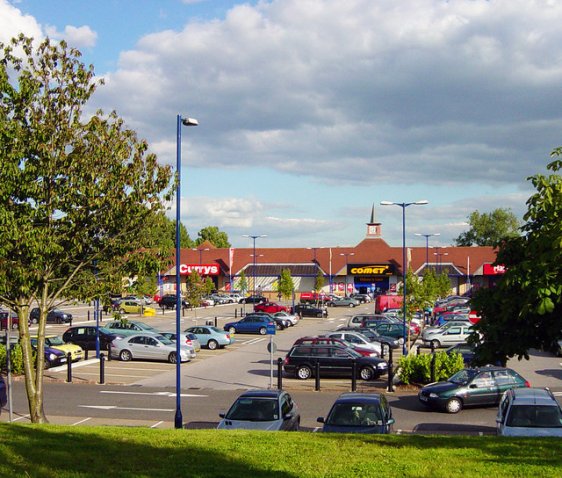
[228,293,244,303]
[40,346,68,369]
[105,320,161,336]
[367,322,417,345]
[272,311,300,326]
[240,295,267,304]
[158,294,189,310]
[418,366,530,413]
[0,375,7,415]
[160,332,201,352]
[350,294,371,304]
[444,343,477,366]
[109,333,194,363]
[62,326,122,351]
[421,323,474,348]
[283,344,388,381]
[250,311,291,329]
[293,303,328,318]
[30,335,84,362]
[117,300,156,316]
[217,389,300,431]
[224,315,277,335]
[326,331,382,356]
[292,336,379,357]
[317,392,395,434]
[335,326,401,349]
[359,316,399,328]
[327,297,360,308]
[184,325,233,350]
[0,309,24,330]
[496,387,562,437]
[29,307,72,324]
[347,314,390,328]
[299,292,332,303]
[254,302,288,313]
[102,298,122,313]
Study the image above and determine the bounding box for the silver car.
[327,331,382,356]
[109,333,194,363]
[421,323,474,348]
[160,331,201,352]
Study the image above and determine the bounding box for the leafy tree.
[454,208,520,246]
[314,270,325,294]
[235,270,248,296]
[177,220,194,249]
[0,35,173,423]
[275,269,295,301]
[184,270,203,308]
[470,154,562,364]
[195,226,230,248]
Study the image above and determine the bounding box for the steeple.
[366,204,382,238]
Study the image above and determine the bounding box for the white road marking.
[99,391,208,398]
[79,405,174,412]
[72,417,92,426]
[151,421,164,428]
[9,414,30,423]
[242,338,267,346]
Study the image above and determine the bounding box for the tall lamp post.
[174,113,198,429]
[243,234,267,295]
[339,252,355,296]
[381,200,428,355]
[434,249,449,274]
[415,233,440,269]
[192,247,210,265]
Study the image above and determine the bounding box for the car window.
[493,370,517,385]
[129,336,145,344]
[146,337,158,346]
[332,348,351,358]
[281,396,291,416]
[506,405,562,428]
[473,371,494,387]
[291,346,312,357]
[312,347,330,357]
[447,327,461,335]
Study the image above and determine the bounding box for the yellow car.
[118,301,156,316]
[31,335,84,362]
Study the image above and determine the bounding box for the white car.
[273,311,299,326]
[327,331,382,356]
[421,323,474,348]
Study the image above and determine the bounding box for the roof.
[335,392,383,403]
[508,388,558,406]
[240,389,283,398]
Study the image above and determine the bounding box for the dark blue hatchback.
[317,392,395,434]
[224,315,275,335]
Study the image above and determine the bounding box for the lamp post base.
[174,410,183,429]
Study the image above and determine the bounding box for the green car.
[418,367,530,414]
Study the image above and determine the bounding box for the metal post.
[385,342,394,392]
[214,317,217,327]
[315,360,321,391]
[277,357,283,390]
[66,353,72,383]
[401,204,407,356]
[175,113,183,430]
[99,353,105,384]
[351,359,357,392]
[430,341,436,383]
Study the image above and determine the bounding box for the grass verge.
[0,424,561,477]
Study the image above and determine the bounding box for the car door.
[144,336,162,361]
[465,371,499,406]
[195,327,210,346]
[493,369,523,399]
[325,347,354,376]
[441,326,462,346]
[128,336,148,359]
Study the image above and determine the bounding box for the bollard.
[87,310,90,321]
[69,318,73,327]
[277,357,283,390]
[417,345,422,355]
[385,342,394,392]
[351,359,357,392]
[107,343,112,361]
[235,308,238,319]
[214,317,218,327]
[85,349,89,361]
[66,353,72,383]
[315,360,321,391]
[430,342,436,383]
[99,353,105,384]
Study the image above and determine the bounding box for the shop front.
[348,263,395,295]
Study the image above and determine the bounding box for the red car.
[254,302,288,313]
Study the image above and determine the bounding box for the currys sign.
[483,264,506,275]
[179,263,220,276]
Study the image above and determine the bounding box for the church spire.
[366,204,382,238]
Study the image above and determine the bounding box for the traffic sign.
[266,323,276,335]
[267,341,277,354]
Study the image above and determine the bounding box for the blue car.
[317,392,395,434]
[184,325,234,350]
[223,315,275,335]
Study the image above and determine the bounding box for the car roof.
[239,389,283,399]
[507,388,557,405]
[334,392,383,404]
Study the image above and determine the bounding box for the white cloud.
[0,0,42,44]
[44,24,97,48]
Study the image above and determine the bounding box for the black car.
[29,307,72,324]
[62,325,121,351]
[293,303,328,318]
[283,344,388,381]
[418,367,530,413]
[158,294,189,310]
[0,375,7,415]
[240,295,267,304]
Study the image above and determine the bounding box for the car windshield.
[46,336,65,346]
[326,403,381,426]
[506,405,562,428]
[99,327,113,334]
[154,335,174,346]
[136,322,155,331]
[225,398,279,422]
[448,369,476,385]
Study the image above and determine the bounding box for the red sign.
[483,264,506,275]
[179,263,220,276]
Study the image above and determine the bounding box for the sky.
[1,0,560,250]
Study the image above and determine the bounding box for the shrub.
[398,351,464,385]
[1,343,29,375]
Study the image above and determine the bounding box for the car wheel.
[44,360,51,370]
[431,339,441,349]
[119,350,133,362]
[349,303,355,308]
[119,308,125,314]
[207,339,218,350]
[360,366,375,381]
[275,323,282,330]
[316,313,322,318]
[446,397,463,414]
[12,322,18,330]
[296,365,312,380]
[168,352,177,364]
[228,327,236,334]
[31,317,38,324]
[259,327,267,335]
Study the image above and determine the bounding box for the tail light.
[226,334,230,340]
[524,380,531,388]
[185,339,193,346]
[283,356,289,365]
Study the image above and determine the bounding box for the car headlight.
[48,353,57,361]
[429,393,439,398]
[377,362,388,369]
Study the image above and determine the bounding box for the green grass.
[0,424,561,477]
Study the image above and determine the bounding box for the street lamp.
[192,247,210,265]
[415,233,440,269]
[174,113,198,429]
[381,200,428,355]
[243,234,267,295]
[434,248,449,274]
[339,252,355,296]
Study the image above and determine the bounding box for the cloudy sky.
[1,0,560,249]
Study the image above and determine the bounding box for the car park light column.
[175,114,198,429]
[415,233,440,270]
[381,200,428,355]
[243,234,267,295]
[339,252,355,297]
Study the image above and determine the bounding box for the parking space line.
[72,417,92,426]
[151,421,164,428]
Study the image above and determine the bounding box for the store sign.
[348,264,394,276]
[179,263,220,276]
[483,264,506,275]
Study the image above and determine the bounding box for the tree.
[454,208,520,246]
[314,270,325,294]
[195,226,230,248]
[235,270,248,296]
[275,269,295,301]
[0,36,173,423]
[470,153,562,364]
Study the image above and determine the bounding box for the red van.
[374,295,403,314]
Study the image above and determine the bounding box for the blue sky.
[2,0,560,249]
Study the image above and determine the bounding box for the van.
[374,295,403,314]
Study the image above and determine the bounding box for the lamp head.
[182,117,198,126]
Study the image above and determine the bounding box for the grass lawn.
[0,424,561,477]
